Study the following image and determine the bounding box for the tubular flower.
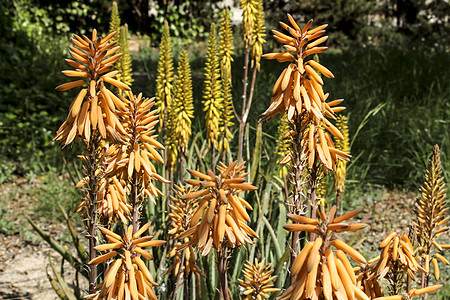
[240,0,257,47]
[262,16,350,172]
[280,206,369,299]
[238,258,280,299]
[415,145,449,281]
[116,24,133,90]
[203,23,223,150]
[218,71,234,154]
[261,15,333,122]
[156,20,174,129]
[105,92,168,203]
[333,115,350,194]
[166,185,202,276]
[54,29,130,146]
[251,0,266,71]
[368,232,425,296]
[218,8,234,83]
[277,97,350,172]
[75,146,132,224]
[172,49,194,154]
[275,114,291,178]
[178,161,259,256]
[86,224,165,300]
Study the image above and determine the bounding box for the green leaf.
[27,217,87,278]
[48,256,78,300]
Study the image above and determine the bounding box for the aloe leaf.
[47,272,67,300]
[27,217,87,278]
[250,122,262,183]
[58,205,88,263]
[49,255,78,300]
[262,216,282,260]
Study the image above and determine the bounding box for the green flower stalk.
[109,1,120,43]
[218,71,234,155]
[156,20,174,130]
[203,23,223,151]
[218,8,234,84]
[333,115,350,209]
[251,0,266,71]
[115,24,133,90]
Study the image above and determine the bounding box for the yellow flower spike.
[171,49,194,157]
[115,24,133,91]
[218,8,234,83]
[108,1,120,44]
[203,23,223,150]
[156,20,174,130]
[218,71,234,154]
[240,0,257,47]
[251,0,266,72]
[179,161,258,255]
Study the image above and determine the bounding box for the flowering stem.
[171,250,186,300]
[131,174,140,236]
[288,116,307,266]
[238,46,250,162]
[85,136,101,293]
[217,247,230,300]
[335,190,342,211]
[310,187,317,240]
[184,265,190,300]
[243,65,258,124]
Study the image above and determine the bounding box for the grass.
[0,165,80,242]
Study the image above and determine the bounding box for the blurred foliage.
[265,0,449,49]
[0,0,78,173]
[1,0,449,186]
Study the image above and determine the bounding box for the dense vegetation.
[1,12,449,186]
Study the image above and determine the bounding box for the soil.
[0,178,86,300]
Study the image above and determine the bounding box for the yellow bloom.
[203,23,223,150]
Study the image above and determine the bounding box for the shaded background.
[0,0,449,187]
